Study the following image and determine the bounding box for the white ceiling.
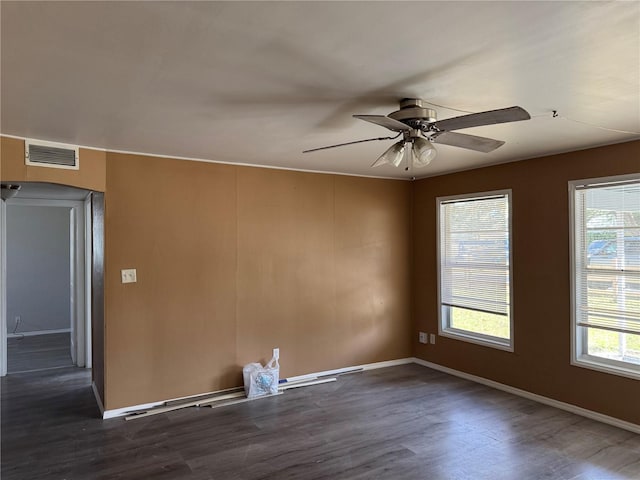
[1,1,639,180]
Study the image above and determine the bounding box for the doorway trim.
[0,197,90,374]
[0,199,7,376]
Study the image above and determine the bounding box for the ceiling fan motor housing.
[388,98,437,130]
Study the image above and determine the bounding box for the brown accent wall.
[413,140,640,425]
[104,153,412,409]
[0,136,106,192]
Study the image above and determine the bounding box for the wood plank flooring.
[1,364,639,479]
[7,333,73,373]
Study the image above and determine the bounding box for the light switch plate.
[430,333,436,344]
[419,332,427,344]
[121,268,137,284]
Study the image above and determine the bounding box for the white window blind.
[439,193,510,316]
[574,180,640,336]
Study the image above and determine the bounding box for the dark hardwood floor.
[1,364,639,479]
[7,333,73,373]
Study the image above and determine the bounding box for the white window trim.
[569,173,640,381]
[436,189,514,352]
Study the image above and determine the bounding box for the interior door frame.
[0,198,7,376]
[0,196,90,374]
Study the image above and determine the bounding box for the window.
[437,190,513,350]
[571,175,640,379]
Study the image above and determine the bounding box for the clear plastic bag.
[242,356,279,398]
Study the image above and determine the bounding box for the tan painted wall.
[413,140,640,425]
[104,153,412,409]
[0,136,106,191]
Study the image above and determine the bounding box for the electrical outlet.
[273,348,280,360]
[430,333,436,344]
[419,332,427,344]
[121,268,137,284]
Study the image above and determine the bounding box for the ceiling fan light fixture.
[371,140,405,168]
[412,137,437,168]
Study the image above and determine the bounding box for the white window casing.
[570,174,640,380]
[437,190,514,351]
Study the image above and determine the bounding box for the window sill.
[572,355,640,381]
[440,328,514,352]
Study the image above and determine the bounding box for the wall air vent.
[25,140,79,170]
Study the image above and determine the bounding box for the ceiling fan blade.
[353,115,412,132]
[302,134,400,153]
[434,106,531,132]
[431,131,505,153]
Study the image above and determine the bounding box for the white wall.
[6,205,71,334]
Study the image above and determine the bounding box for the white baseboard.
[103,399,165,420]
[101,356,639,434]
[283,357,414,383]
[92,381,105,416]
[412,357,640,435]
[8,328,70,338]
[101,357,414,420]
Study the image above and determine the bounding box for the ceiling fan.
[303,99,531,170]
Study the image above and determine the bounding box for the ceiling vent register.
[25,140,79,170]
